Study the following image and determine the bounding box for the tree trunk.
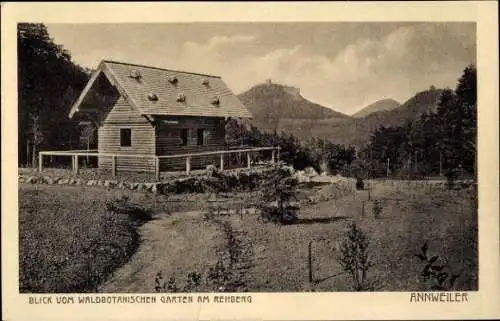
[26,139,30,167]
[32,143,37,169]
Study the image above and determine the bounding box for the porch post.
[186,156,191,175]
[73,154,79,175]
[112,155,116,177]
[271,150,275,163]
[155,156,160,180]
[220,154,224,171]
[247,152,251,169]
[39,152,43,172]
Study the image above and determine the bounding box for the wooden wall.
[97,95,156,172]
[89,80,227,173]
[154,116,226,171]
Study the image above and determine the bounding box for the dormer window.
[148,93,158,101]
[168,76,178,84]
[211,96,220,106]
[202,79,209,86]
[176,93,186,102]
[129,70,141,80]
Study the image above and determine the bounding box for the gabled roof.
[69,60,253,119]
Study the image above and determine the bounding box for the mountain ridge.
[352,98,401,118]
[238,83,444,148]
[237,83,350,131]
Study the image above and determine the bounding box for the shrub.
[105,195,153,222]
[184,272,202,292]
[259,167,299,224]
[155,271,202,293]
[372,200,383,218]
[207,259,232,292]
[355,177,364,190]
[336,222,374,291]
[445,168,459,190]
[415,242,460,291]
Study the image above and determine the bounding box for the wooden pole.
[439,152,443,177]
[186,156,191,175]
[112,156,116,177]
[271,150,275,163]
[86,139,90,164]
[247,152,251,169]
[38,152,43,172]
[155,156,160,180]
[220,154,224,171]
[27,140,30,168]
[386,158,390,178]
[73,155,79,175]
[308,240,313,285]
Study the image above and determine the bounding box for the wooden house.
[68,60,253,173]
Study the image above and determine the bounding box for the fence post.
[308,240,314,285]
[220,154,224,171]
[112,156,116,177]
[73,155,79,175]
[155,156,160,180]
[39,152,43,172]
[186,156,191,175]
[247,152,251,169]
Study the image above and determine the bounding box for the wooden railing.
[39,146,280,179]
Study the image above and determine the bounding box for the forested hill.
[237,82,350,131]
[258,88,445,148]
[18,23,91,166]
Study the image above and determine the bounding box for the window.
[120,128,132,147]
[197,129,209,146]
[180,128,189,146]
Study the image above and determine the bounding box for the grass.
[107,180,477,292]
[18,184,211,293]
[19,178,477,293]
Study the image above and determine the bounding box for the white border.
[2,2,499,320]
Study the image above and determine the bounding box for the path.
[100,210,223,293]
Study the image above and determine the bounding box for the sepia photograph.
[2,2,499,321]
[17,21,478,294]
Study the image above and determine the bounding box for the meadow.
[18,177,477,293]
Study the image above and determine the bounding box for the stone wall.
[18,165,296,195]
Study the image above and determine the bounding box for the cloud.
[63,24,474,114]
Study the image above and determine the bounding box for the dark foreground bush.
[158,166,294,195]
[19,185,153,293]
[258,167,299,225]
[105,195,153,222]
[355,177,364,190]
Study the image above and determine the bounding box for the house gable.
[70,60,253,120]
[69,66,152,126]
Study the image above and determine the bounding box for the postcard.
[2,2,499,320]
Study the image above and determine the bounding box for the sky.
[46,22,476,115]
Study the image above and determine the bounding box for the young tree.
[28,114,44,168]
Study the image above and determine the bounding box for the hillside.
[239,85,444,148]
[352,99,400,118]
[237,83,350,131]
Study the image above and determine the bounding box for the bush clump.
[336,222,374,291]
[105,195,153,222]
[259,166,299,225]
